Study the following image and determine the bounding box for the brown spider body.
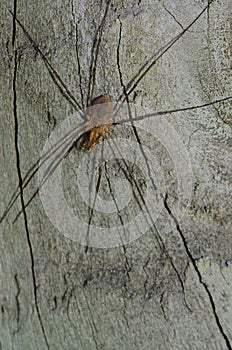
[83,95,114,149]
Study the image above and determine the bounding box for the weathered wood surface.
[0,0,232,349]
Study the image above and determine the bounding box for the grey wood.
[0,1,231,349]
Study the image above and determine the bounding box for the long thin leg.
[115,0,216,114]
[113,95,232,127]
[86,0,112,106]
[9,10,84,117]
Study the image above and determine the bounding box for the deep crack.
[12,49,49,349]
[163,193,232,349]
[14,274,20,334]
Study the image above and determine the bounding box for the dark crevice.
[159,292,168,321]
[163,194,232,350]
[13,274,20,334]
[12,49,50,349]
[51,296,57,311]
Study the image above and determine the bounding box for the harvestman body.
[82,95,114,149]
[3,2,232,225]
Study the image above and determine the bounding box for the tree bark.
[0,0,232,349]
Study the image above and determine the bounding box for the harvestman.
[4,0,232,229]
[5,0,232,348]
[4,2,232,348]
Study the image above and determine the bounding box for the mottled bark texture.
[0,1,232,349]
